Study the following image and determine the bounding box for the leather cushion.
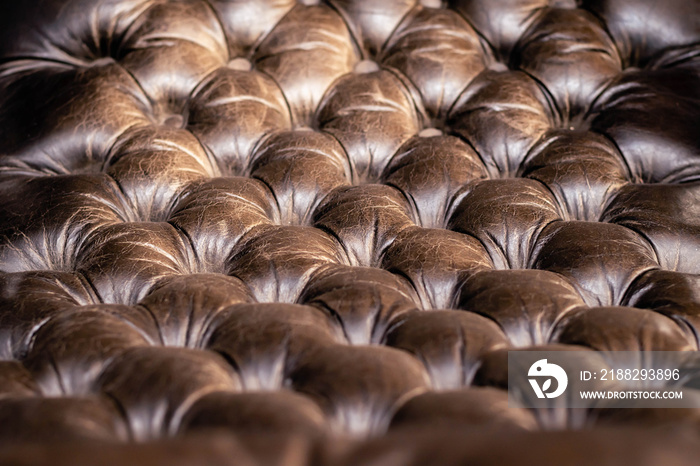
[0,0,699,464]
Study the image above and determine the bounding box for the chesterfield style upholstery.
[1,0,700,464]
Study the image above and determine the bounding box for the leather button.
[227,58,252,71]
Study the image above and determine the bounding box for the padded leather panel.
[0,0,699,463]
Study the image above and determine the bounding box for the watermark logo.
[510,351,696,408]
[528,359,568,399]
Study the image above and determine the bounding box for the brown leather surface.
[0,0,699,464]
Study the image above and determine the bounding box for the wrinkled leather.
[0,0,699,464]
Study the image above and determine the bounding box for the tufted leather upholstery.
[1,0,700,464]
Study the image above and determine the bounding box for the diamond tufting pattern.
[1,0,700,464]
